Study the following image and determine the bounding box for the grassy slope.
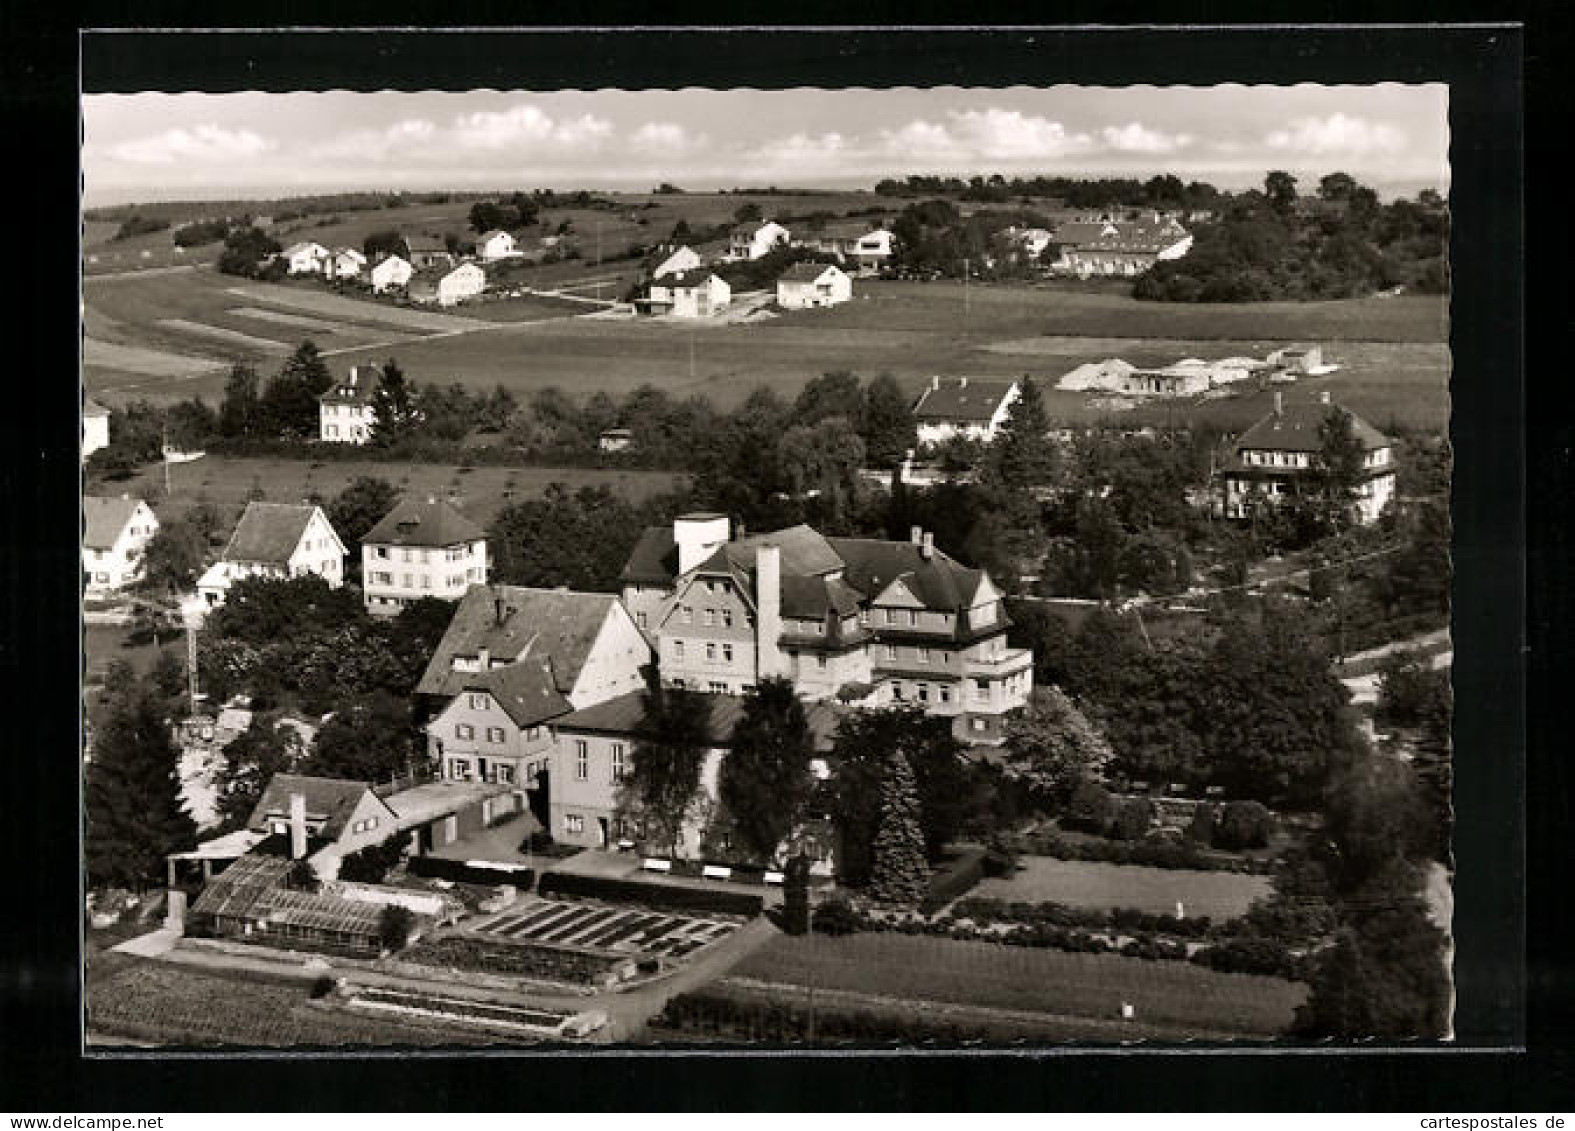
[729,931,1304,1037]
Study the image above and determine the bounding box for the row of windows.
[570,739,627,782]
[368,571,474,589]
[679,605,736,628]
[672,640,736,664]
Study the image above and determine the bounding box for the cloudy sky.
[82,85,1449,206]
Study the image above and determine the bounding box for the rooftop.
[248,774,392,841]
[660,267,722,289]
[362,496,484,549]
[912,377,1019,423]
[1234,398,1391,454]
[83,495,144,550]
[220,502,333,566]
[553,688,844,751]
[778,261,842,283]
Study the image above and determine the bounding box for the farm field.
[87,956,492,1047]
[972,857,1273,919]
[92,455,687,532]
[726,931,1304,1038]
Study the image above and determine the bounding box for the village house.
[618,515,1033,745]
[417,585,653,793]
[727,220,790,261]
[1267,346,1333,376]
[650,244,702,280]
[409,262,486,307]
[476,229,519,261]
[82,495,159,594]
[196,502,347,607]
[82,397,110,460]
[645,268,731,319]
[1060,218,1193,277]
[775,262,853,310]
[280,241,332,276]
[1218,391,1397,526]
[548,689,844,859]
[360,496,488,615]
[794,223,895,273]
[330,247,366,280]
[369,253,413,294]
[317,364,381,444]
[403,235,454,272]
[912,376,1023,446]
[598,428,634,453]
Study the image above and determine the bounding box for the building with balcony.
[360,496,488,615]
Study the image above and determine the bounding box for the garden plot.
[973,857,1271,919]
[156,319,293,354]
[345,986,573,1038]
[473,897,738,960]
[223,282,487,333]
[227,306,424,346]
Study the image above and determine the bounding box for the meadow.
[971,857,1272,919]
[727,931,1304,1038]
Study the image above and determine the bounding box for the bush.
[1009,831,1275,874]
[406,855,535,888]
[337,839,407,884]
[378,904,415,952]
[1186,804,1218,847]
[537,871,763,918]
[920,847,987,915]
[811,898,861,937]
[982,836,1019,877]
[287,859,319,892]
[1062,781,1117,836]
[1190,935,1304,980]
[308,975,337,999]
[1215,801,1274,851]
[1110,797,1156,843]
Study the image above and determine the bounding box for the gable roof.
[552,689,844,751]
[415,584,620,699]
[334,246,366,261]
[83,495,144,550]
[404,235,448,254]
[372,253,411,272]
[246,774,391,841]
[620,527,680,585]
[778,262,843,284]
[478,229,512,243]
[281,241,327,258]
[1233,400,1390,454]
[83,397,110,418]
[779,574,864,620]
[827,537,983,613]
[221,502,328,565]
[663,268,722,289]
[448,658,574,729]
[362,496,484,548]
[1050,221,1116,247]
[727,524,845,578]
[912,377,1018,423]
[318,365,382,406]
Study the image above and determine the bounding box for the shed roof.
[362,496,484,548]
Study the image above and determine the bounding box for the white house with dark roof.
[619,513,1032,744]
[650,244,701,280]
[645,268,730,319]
[417,584,652,790]
[1060,218,1192,277]
[197,502,347,607]
[82,495,159,593]
[476,229,518,261]
[776,262,852,309]
[281,241,332,275]
[369,254,413,294]
[403,235,454,272]
[318,365,381,444]
[409,262,485,307]
[82,398,110,461]
[330,247,366,279]
[912,376,1023,446]
[1219,391,1397,525]
[360,496,488,615]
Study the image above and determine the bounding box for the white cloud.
[630,121,706,154]
[310,118,437,162]
[749,131,850,168]
[109,124,275,165]
[451,105,613,151]
[1265,113,1406,156]
[947,109,1091,158]
[1100,122,1194,154]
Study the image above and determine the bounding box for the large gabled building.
[196,502,347,607]
[912,376,1022,446]
[618,514,1032,745]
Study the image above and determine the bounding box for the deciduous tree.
[717,677,815,865]
[620,681,713,857]
[1000,686,1115,809]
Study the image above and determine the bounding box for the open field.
[972,857,1272,919]
[87,956,492,1047]
[727,931,1303,1038]
[93,455,687,532]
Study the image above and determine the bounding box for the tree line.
[874,173,1224,210]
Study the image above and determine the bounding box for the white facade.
[82,499,159,594]
[331,248,367,279]
[370,255,413,293]
[913,378,1023,446]
[363,538,489,614]
[478,231,518,261]
[649,273,731,318]
[651,245,701,279]
[82,404,110,461]
[776,264,853,310]
[435,263,485,306]
[850,228,895,267]
[283,242,332,275]
[729,221,790,261]
[319,399,375,444]
[197,507,347,607]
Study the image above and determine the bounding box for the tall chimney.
[910,525,924,545]
[931,375,940,391]
[289,793,308,860]
[959,376,969,388]
[921,531,934,560]
[1274,391,1284,417]
[478,646,490,670]
[755,544,785,680]
[493,587,507,626]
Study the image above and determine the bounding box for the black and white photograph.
[75,33,1477,1055]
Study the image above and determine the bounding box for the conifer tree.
[85,686,196,889]
[987,375,1056,489]
[868,751,931,907]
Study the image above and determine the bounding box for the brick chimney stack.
[289,792,308,860]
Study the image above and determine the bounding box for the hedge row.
[952,897,1220,939]
[403,933,621,984]
[919,847,988,915]
[650,990,1008,1045]
[1010,831,1277,875]
[406,856,536,889]
[538,871,763,918]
